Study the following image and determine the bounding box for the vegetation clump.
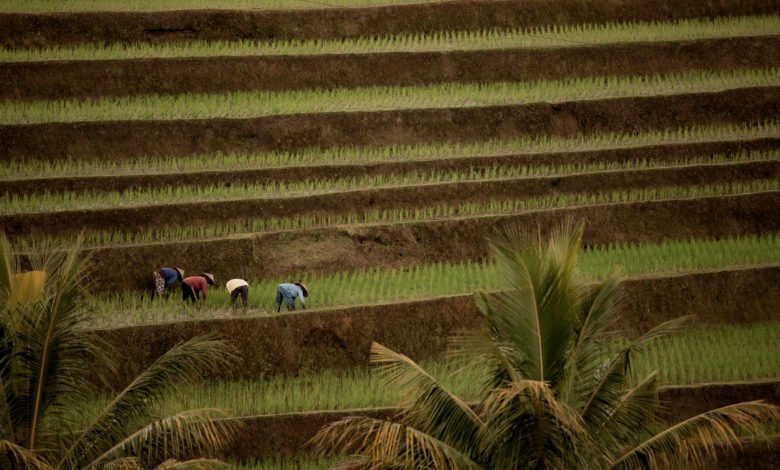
[0,236,236,469]
[312,225,780,469]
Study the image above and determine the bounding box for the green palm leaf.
[59,335,235,469]
[371,342,483,453]
[608,401,780,469]
[85,410,235,469]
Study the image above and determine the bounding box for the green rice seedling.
[2,121,776,180]
[12,179,780,250]
[0,0,445,13]
[84,232,780,327]
[2,149,776,215]
[68,323,780,419]
[3,15,778,62]
[2,68,777,124]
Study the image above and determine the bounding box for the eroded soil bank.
[2,0,777,48]
[2,87,778,161]
[75,192,780,292]
[90,266,780,385]
[4,160,778,238]
[3,36,778,100]
[222,380,780,460]
[3,138,777,195]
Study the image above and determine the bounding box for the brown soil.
[2,87,778,162]
[221,380,780,460]
[89,266,780,385]
[74,192,780,292]
[2,0,777,48]
[3,36,778,101]
[3,160,779,239]
[3,137,778,196]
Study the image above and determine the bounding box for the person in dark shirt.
[151,266,184,300]
[182,273,215,303]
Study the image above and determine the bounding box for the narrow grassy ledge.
[2,87,778,161]
[86,323,780,414]
[5,16,777,62]
[3,138,777,196]
[3,121,774,179]
[1,0,777,47]
[87,232,780,327]
[7,152,773,213]
[3,68,776,124]
[2,160,778,239]
[6,37,778,100]
[217,381,780,461]
[67,191,780,291]
[86,266,780,385]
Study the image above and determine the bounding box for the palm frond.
[59,335,235,469]
[478,379,588,469]
[84,409,236,469]
[608,401,780,469]
[559,276,621,405]
[311,416,483,470]
[0,438,52,470]
[154,458,230,469]
[588,372,660,465]
[370,342,483,453]
[100,456,143,470]
[0,235,106,453]
[482,223,583,384]
[448,292,521,391]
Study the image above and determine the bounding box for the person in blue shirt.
[151,266,184,300]
[275,282,308,312]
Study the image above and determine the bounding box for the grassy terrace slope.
[2,123,777,193]
[4,156,778,237]
[55,190,779,291]
[3,87,776,161]
[2,0,777,47]
[2,16,778,99]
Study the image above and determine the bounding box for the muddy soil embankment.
[3,138,778,195]
[72,192,780,292]
[3,36,779,100]
[2,87,778,161]
[223,380,780,460]
[4,160,778,239]
[90,266,780,386]
[2,0,777,48]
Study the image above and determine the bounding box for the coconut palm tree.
[0,235,236,470]
[312,224,779,469]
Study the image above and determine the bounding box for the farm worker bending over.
[152,266,184,300]
[275,282,308,312]
[182,272,215,303]
[226,278,249,309]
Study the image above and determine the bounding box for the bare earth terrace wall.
[76,192,780,292]
[4,160,778,238]
[3,36,778,100]
[2,87,778,161]
[1,0,777,48]
[89,266,780,386]
[2,138,778,195]
[222,381,780,460]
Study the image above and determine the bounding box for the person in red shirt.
[182,273,215,303]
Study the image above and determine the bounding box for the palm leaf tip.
[608,401,780,470]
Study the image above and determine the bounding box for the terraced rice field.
[2,0,779,466]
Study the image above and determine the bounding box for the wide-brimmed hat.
[295,282,309,297]
[201,272,215,285]
[174,267,184,281]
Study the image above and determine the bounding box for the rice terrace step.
[1,0,779,467]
